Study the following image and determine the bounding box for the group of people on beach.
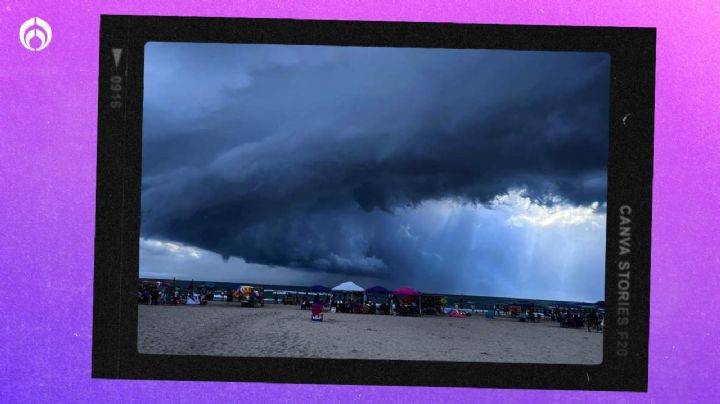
[295,294,396,315]
[553,309,603,332]
[287,293,430,316]
[138,282,603,331]
[137,283,210,305]
[489,305,604,332]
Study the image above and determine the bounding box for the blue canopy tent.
[306,285,330,304]
[365,285,390,294]
[364,286,390,314]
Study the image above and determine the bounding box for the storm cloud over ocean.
[140,43,609,301]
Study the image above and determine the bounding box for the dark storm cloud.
[141,43,610,281]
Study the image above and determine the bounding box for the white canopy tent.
[331,281,365,292]
[331,281,366,306]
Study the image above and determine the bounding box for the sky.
[140,42,610,302]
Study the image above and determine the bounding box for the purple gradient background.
[1,0,718,402]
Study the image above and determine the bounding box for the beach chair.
[311,303,323,321]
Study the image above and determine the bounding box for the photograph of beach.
[138,281,603,363]
[138,42,609,364]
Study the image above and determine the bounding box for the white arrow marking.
[112,48,122,68]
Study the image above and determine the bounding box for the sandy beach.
[138,303,602,364]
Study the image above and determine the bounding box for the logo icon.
[19,17,52,51]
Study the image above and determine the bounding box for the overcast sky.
[140,42,610,302]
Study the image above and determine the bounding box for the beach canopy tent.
[393,287,421,296]
[331,281,365,308]
[307,285,331,293]
[331,281,365,292]
[420,294,447,315]
[366,286,390,294]
[364,286,391,312]
[392,287,422,315]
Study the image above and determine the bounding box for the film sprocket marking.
[93,15,655,391]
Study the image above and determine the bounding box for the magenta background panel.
[1,1,718,402]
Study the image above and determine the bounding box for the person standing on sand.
[151,287,159,305]
[587,310,598,332]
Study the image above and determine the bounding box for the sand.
[138,302,602,364]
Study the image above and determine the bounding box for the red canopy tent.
[393,287,420,296]
[392,287,422,315]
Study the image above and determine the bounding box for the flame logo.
[19,17,52,51]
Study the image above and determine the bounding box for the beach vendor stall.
[235,285,264,307]
[331,281,365,313]
[306,285,331,308]
[392,287,422,316]
[282,293,298,305]
[365,286,390,314]
[420,294,446,315]
[307,285,330,294]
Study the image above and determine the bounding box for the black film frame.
[93,14,655,391]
